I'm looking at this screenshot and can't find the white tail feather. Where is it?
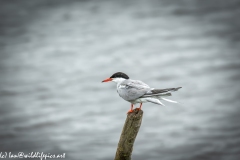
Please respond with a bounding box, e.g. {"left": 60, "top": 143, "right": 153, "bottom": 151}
{"left": 146, "top": 98, "right": 165, "bottom": 106}
{"left": 160, "top": 97, "right": 178, "bottom": 103}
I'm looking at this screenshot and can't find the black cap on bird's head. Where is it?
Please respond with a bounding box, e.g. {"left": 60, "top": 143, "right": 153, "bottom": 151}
{"left": 102, "top": 72, "right": 129, "bottom": 82}
{"left": 110, "top": 72, "right": 129, "bottom": 79}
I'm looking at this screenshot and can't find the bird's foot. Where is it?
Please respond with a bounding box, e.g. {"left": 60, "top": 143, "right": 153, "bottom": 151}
{"left": 136, "top": 107, "right": 141, "bottom": 110}
{"left": 127, "top": 109, "right": 134, "bottom": 114}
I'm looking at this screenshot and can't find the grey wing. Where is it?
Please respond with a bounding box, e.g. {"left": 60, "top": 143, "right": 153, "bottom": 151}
{"left": 118, "top": 80, "right": 151, "bottom": 101}
{"left": 141, "top": 87, "right": 182, "bottom": 98}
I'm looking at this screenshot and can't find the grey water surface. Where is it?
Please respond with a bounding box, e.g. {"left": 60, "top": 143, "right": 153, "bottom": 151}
{"left": 0, "top": 0, "right": 240, "bottom": 160}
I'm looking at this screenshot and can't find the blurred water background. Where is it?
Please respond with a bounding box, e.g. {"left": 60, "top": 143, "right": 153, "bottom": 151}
{"left": 0, "top": 0, "right": 240, "bottom": 160}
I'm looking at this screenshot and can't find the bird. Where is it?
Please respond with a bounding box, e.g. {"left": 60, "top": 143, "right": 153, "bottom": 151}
{"left": 102, "top": 72, "right": 182, "bottom": 113}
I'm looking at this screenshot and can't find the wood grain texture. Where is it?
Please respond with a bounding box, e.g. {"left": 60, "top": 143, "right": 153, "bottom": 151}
{"left": 114, "top": 108, "right": 143, "bottom": 160}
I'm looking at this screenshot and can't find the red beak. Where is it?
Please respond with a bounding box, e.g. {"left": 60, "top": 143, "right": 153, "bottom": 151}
{"left": 102, "top": 78, "right": 112, "bottom": 83}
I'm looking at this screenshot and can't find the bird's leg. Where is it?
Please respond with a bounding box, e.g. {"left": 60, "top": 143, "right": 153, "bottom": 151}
{"left": 136, "top": 103, "right": 142, "bottom": 110}
{"left": 127, "top": 104, "right": 134, "bottom": 114}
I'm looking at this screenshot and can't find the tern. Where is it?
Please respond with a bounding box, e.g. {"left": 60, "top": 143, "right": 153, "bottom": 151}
{"left": 102, "top": 72, "right": 182, "bottom": 113}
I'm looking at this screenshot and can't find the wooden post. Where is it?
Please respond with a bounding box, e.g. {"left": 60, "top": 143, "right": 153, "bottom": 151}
{"left": 114, "top": 108, "right": 143, "bottom": 160}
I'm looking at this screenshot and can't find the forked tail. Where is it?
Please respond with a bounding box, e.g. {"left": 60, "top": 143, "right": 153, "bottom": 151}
{"left": 143, "top": 87, "right": 182, "bottom": 105}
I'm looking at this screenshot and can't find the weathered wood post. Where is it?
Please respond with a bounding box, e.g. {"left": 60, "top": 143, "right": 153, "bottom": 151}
{"left": 114, "top": 108, "right": 143, "bottom": 160}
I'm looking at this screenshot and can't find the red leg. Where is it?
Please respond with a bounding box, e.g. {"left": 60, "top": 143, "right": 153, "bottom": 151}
{"left": 136, "top": 103, "right": 142, "bottom": 110}
{"left": 127, "top": 104, "right": 134, "bottom": 114}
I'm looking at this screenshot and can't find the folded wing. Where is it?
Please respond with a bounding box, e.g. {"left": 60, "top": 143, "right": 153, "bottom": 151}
{"left": 117, "top": 80, "right": 151, "bottom": 101}
{"left": 141, "top": 87, "right": 182, "bottom": 98}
